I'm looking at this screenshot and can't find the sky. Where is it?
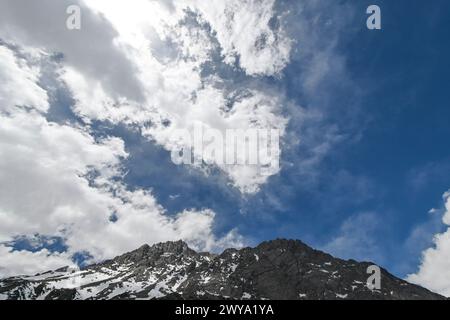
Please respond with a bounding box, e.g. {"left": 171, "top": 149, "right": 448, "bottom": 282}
{"left": 0, "top": 0, "right": 449, "bottom": 296}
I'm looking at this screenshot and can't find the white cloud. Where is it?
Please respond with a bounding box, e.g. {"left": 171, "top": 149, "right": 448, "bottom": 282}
{"left": 0, "top": 0, "right": 144, "bottom": 101}
{"left": 0, "top": 246, "right": 74, "bottom": 278}
{"left": 0, "top": 45, "right": 244, "bottom": 277}
{"left": 407, "top": 191, "right": 450, "bottom": 297}
{"left": 186, "top": 0, "right": 292, "bottom": 76}
{"left": 62, "top": 0, "right": 292, "bottom": 193}
{"left": 0, "top": 0, "right": 353, "bottom": 195}
{"left": 0, "top": 46, "right": 49, "bottom": 114}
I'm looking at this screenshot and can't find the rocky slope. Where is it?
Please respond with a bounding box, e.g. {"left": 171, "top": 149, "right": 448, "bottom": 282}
{"left": 0, "top": 239, "right": 444, "bottom": 300}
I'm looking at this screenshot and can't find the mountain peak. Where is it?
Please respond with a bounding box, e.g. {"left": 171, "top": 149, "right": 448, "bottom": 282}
{"left": 112, "top": 240, "right": 196, "bottom": 265}
{"left": 152, "top": 240, "right": 190, "bottom": 252}
{"left": 134, "top": 240, "right": 190, "bottom": 253}
{"left": 257, "top": 238, "right": 312, "bottom": 251}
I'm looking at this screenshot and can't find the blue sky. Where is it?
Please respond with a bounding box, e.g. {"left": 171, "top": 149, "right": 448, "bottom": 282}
{"left": 1, "top": 0, "right": 449, "bottom": 293}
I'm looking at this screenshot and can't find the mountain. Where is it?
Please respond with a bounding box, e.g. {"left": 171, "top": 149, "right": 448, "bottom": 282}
{"left": 0, "top": 239, "right": 444, "bottom": 300}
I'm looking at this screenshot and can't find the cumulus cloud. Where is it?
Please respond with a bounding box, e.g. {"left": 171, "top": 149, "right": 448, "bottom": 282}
{"left": 0, "top": 44, "right": 243, "bottom": 277}
{"left": 0, "top": 246, "right": 74, "bottom": 278}
{"left": 407, "top": 191, "right": 450, "bottom": 297}
{"left": 187, "top": 0, "right": 292, "bottom": 76}
{"left": 62, "top": 0, "right": 292, "bottom": 193}
{"left": 0, "top": 0, "right": 144, "bottom": 101}
{"left": 1, "top": 0, "right": 354, "bottom": 196}
{"left": 0, "top": 46, "right": 49, "bottom": 114}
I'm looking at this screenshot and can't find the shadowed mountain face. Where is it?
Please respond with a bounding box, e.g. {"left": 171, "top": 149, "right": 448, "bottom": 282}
{"left": 0, "top": 239, "right": 444, "bottom": 300}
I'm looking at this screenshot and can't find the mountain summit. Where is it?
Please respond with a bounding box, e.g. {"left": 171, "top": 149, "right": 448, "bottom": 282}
{"left": 0, "top": 239, "right": 444, "bottom": 300}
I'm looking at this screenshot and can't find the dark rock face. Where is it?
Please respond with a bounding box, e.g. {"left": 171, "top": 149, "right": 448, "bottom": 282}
{"left": 0, "top": 239, "right": 444, "bottom": 300}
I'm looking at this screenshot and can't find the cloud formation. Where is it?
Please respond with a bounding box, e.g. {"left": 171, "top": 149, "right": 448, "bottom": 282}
{"left": 0, "top": 44, "right": 243, "bottom": 277}
{"left": 0, "top": 0, "right": 144, "bottom": 101}
{"left": 63, "top": 0, "right": 293, "bottom": 194}
{"left": 0, "top": 246, "right": 74, "bottom": 278}
{"left": 407, "top": 191, "right": 450, "bottom": 297}
{"left": 189, "top": 0, "right": 292, "bottom": 76}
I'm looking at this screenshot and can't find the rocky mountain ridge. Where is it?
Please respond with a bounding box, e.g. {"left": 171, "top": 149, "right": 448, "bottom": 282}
{"left": 0, "top": 239, "right": 444, "bottom": 300}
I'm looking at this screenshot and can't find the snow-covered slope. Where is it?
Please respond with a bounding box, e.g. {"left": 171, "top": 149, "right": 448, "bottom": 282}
{"left": 0, "top": 239, "right": 444, "bottom": 300}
